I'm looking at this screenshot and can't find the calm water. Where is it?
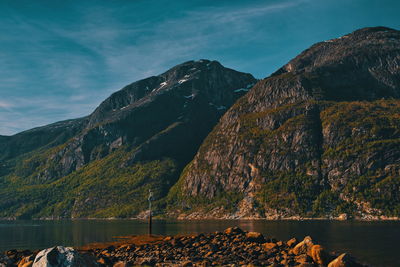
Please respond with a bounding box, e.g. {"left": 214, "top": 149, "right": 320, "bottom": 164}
{"left": 0, "top": 220, "right": 399, "bottom": 266}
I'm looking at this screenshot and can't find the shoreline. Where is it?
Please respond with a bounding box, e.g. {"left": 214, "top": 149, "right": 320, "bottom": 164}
{"left": 1, "top": 216, "right": 399, "bottom": 221}
{"left": 0, "top": 227, "right": 368, "bottom": 266}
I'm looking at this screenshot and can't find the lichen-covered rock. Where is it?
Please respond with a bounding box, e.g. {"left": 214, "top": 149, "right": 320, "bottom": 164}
{"left": 32, "top": 246, "right": 86, "bottom": 267}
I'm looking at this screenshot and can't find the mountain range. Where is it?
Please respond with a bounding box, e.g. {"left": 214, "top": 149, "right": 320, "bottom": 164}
{"left": 0, "top": 26, "right": 399, "bottom": 219}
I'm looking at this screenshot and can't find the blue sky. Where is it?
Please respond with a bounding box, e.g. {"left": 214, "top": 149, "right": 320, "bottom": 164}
{"left": 0, "top": 0, "right": 399, "bottom": 135}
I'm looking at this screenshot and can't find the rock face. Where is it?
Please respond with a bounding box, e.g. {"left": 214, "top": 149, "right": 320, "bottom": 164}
{"left": 175, "top": 27, "right": 400, "bottom": 218}
{"left": 39, "top": 60, "right": 255, "bottom": 181}
{"left": 0, "top": 60, "right": 255, "bottom": 218}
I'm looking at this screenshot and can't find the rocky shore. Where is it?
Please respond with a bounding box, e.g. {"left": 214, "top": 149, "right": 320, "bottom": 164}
{"left": 0, "top": 227, "right": 366, "bottom": 267}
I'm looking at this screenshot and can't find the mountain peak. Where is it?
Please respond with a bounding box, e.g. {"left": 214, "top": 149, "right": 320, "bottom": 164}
{"left": 351, "top": 26, "right": 397, "bottom": 35}
{"left": 88, "top": 60, "right": 255, "bottom": 127}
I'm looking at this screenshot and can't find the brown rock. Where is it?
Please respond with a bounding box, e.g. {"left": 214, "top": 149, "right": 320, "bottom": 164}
{"left": 263, "top": 242, "right": 277, "bottom": 251}
{"left": 18, "top": 257, "right": 28, "bottom": 267}
{"left": 246, "top": 232, "right": 265, "bottom": 243}
{"left": 337, "top": 213, "right": 348, "bottom": 221}
{"left": 293, "top": 236, "right": 314, "bottom": 255}
{"left": 224, "top": 227, "right": 243, "bottom": 235}
{"left": 97, "top": 257, "right": 110, "bottom": 265}
{"left": 18, "top": 258, "right": 33, "bottom": 267}
{"left": 205, "top": 251, "right": 213, "bottom": 258}
{"left": 287, "top": 238, "right": 297, "bottom": 248}
{"left": 328, "top": 253, "right": 361, "bottom": 267}
{"left": 113, "top": 261, "right": 128, "bottom": 267}
{"left": 182, "top": 261, "right": 193, "bottom": 267}
{"left": 164, "top": 236, "right": 173, "bottom": 241}
{"left": 309, "top": 244, "right": 329, "bottom": 265}
{"left": 101, "top": 250, "right": 111, "bottom": 257}
{"left": 295, "top": 254, "right": 313, "bottom": 264}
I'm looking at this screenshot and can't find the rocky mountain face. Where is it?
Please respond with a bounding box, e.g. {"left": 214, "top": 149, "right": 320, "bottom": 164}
{"left": 25, "top": 60, "right": 255, "bottom": 182}
{"left": 0, "top": 118, "right": 87, "bottom": 161}
{"left": 173, "top": 27, "right": 400, "bottom": 219}
{"left": 1, "top": 27, "right": 399, "bottom": 220}
{"left": 0, "top": 60, "right": 255, "bottom": 218}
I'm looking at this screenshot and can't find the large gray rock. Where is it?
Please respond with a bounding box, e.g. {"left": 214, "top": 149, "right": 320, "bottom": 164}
{"left": 33, "top": 246, "right": 86, "bottom": 267}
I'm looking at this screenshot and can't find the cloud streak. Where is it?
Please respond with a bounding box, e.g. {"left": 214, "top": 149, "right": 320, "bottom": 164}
{"left": 0, "top": 0, "right": 306, "bottom": 135}
{"left": 3, "top": 0, "right": 397, "bottom": 135}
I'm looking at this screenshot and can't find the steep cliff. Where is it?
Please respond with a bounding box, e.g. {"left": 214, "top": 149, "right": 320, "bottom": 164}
{"left": 0, "top": 60, "right": 256, "bottom": 218}
{"left": 172, "top": 27, "right": 400, "bottom": 219}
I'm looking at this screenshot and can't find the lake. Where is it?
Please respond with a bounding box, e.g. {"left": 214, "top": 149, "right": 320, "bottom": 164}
{"left": 0, "top": 220, "right": 399, "bottom": 266}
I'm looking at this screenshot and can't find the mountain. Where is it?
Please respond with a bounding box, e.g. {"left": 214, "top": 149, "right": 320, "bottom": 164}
{"left": 170, "top": 27, "right": 400, "bottom": 219}
{"left": 0, "top": 60, "right": 256, "bottom": 218}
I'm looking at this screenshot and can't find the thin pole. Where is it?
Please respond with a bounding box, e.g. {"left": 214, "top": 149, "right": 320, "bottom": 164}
{"left": 148, "top": 210, "right": 152, "bottom": 236}
{"left": 148, "top": 189, "right": 153, "bottom": 236}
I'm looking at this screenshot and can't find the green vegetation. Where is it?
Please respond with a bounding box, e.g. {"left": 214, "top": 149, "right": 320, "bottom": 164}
{"left": 0, "top": 146, "right": 178, "bottom": 218}
{"left": 1, "top": 97, "right": 399, "bottom": 219}
{"left": 171, "top": 99, "right": 400, "bottom": 218}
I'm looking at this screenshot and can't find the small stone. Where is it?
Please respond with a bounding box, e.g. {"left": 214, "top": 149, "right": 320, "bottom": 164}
{"left": 97, "top": 257, "right": 111, "bottom": 265}
{"left": 19, "top": 260, "right": 33, "bottom": 267}
{"left": 295, "top": 254, "right": 313, "bottom": 264}
{"left": 337, "top": 213, "right": 348, "bottom": 221}
{"left": 164, "top": 236, "right": 173, "bottom": 241}
{"left": 297, "top": 263, "right": 315, "bottom": 267}
{"left": 263, "top": 242, "right": 277, "bottom": 251}
{"left": 181, "top": 261, "right": 193, "bottom": 267}
{"left": 113, "top": 261, "right": 128, "bottom": 267}
{"left": 205, "top": 251, "right": 213, "bottom": 258}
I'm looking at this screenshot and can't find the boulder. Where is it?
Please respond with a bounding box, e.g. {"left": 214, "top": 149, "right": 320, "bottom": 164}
{"left": 293, "top": 236, "right": 314, "bottom": 255}
{"left": 245, "top": 232, "right": 265, "bottom": 243}
{"left": 18, "top": 256, "right": 34, "bottom": 267}
{"left": 328, "top": 253, "right": 362, "bottom": 267}
{"left": 309, "top": 244, "right": 329, "bottom": 265}
{"left": 224, "top": 227, "right": 243, "bottom": 235}
{"left": 32, "top": 246, "right": 87, "bottom": 267}
{"left": 113, "top": 261, "right": 128, "bottom": 267}
{"left": 295, "top": 254, "right": 313, "bottom": 264}
{"left": 262, "top": 243, "right": 277, "bottom": 251}
{"left": 286, "top": 238, "right": 297, "bottom": 248}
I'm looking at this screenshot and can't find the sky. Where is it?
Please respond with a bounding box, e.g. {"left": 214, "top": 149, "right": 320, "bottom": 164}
{"left": 0, "top": 0, "right": 399, "bottom": 135}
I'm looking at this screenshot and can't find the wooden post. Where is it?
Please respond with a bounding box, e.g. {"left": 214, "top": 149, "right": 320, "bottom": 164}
{"left": 148, "top": 189, "right": 153, "bottom": 236}
{"left": 148, "top": 210, "right": 152, "bottom": 236}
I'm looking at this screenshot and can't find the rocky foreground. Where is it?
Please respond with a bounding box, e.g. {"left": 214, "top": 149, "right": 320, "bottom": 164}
{"left": 0, "top": 227, "right": 366, "bottom": 267}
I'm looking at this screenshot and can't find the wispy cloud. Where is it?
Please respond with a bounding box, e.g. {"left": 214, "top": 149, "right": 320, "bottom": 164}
{"left": 0, "top": 101, "right": 13, "bottom": 109}
{"left": 0, "top": 0, "right": 306, "bottom": 135}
